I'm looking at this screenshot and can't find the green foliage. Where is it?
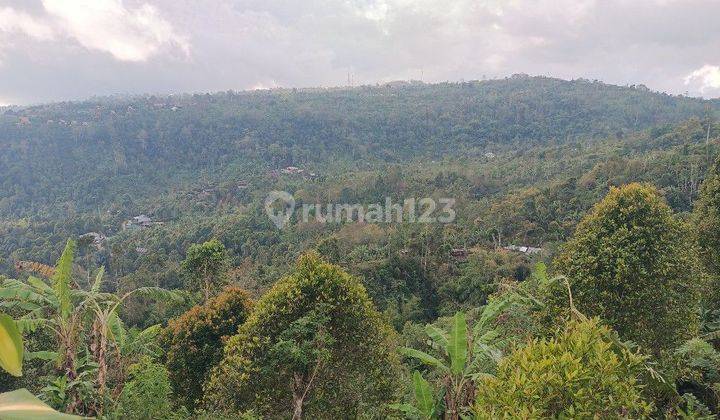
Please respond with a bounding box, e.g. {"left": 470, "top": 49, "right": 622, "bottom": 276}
{"left": 674, "top": 393, "right": 714, "bottom": 419}
{"left": 182, "top": 239, "right": 230, "bottom": 301}
{"left": 437, "top": 249, "right": 529, "bottom": 316}
{"left": 551, "top": 183, "right": 701, "bottom": 352}
{"left": 398, "top": 301, "right": 510, "bottom": 418}
{"left": 474, "top": 319, "right": 653, "bottom": 419}
{"left": 114, "top": 357, "right": 180, "bottom": 420}
{"left": 391, "top": 371, "right": 439, "bottom": 420}
{"left": 163, "top": 286, "right": 252, "bottom": 410}
{"left": 204, "top": 252, "right": 400, "bottom": 418}
{"left": 0, "top": 388, "right": 80, "bottom": 419}
{"left": 695, "top": 155, "right": 720, "bottom": 307}
{"left": 264, "top": 308, "right": 334, "bottom": 381}
{"left": 672, "top": 338, "right": 720, "bottom": 412}
{"left": 0, "top": 313, "right": 23, "bottom": 377}
{"left": 52, "top": 240, "right": 75, "bottom": 324}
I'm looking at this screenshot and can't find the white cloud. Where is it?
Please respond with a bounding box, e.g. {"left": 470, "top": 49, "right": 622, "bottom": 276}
{"left": 0, "top": 7, "right": 54, "bottom": 40}
{"left": 685, "top": 65, "right": 720, "bottom": 93}
{"left": 40, "top": 0, "right": 189, "bottom": 62}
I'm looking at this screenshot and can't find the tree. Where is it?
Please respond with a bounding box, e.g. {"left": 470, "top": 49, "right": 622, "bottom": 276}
{"left": 551, "top": 183, "right": 700, "bottom": 352}
{"left": 204, "top": 253, "right": 400, "bottom": 419}
{"left": 695, "top": 155, "right": 720, "bottom": 307}
{"left": 181, "top": 239, "right": 230, "bottom": 301}
{"left": 0, "top": 239, "right": 177, "bottom": 416}
{"left": 474, "top": 319, "right": 653, "bottom": 418}
{"left": 163, "top": 286, "right": 252, "bottom": 410}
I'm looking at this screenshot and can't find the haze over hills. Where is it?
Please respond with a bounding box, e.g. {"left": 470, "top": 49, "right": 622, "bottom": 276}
{"left": 1, "top": 76, "right": 717, "bottom": 216}
{"left": 0, "top": 75, "right": 717, "bottom": 302}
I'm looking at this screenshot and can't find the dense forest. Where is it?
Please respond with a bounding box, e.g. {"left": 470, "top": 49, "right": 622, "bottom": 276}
{"left": 2, "top": 76, "right": 720, "bottom": 418}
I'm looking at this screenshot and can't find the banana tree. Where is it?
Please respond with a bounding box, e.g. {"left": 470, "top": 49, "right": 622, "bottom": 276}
{"left": 0, "top": 311, "right": 80, "bottom": 419}
{"left": 391, "top": 371, "right": 440, "bottom": 420}
{"left": 399, "top": 297, "right": 511, "bottom": 420}
{"left": 0, "top": 241, "right": 83, "bottom": 385}
{"left": 0, "top": 239, "right": 180, "bottom": 415}
{"left": 79, "top": 266, "right": 176, "bottom": 414}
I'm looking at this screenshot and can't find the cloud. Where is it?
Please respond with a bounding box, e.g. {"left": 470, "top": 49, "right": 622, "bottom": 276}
{"left": 0, "top": 7, "right": 54, "bottom": 40}
{"left": 41, "top": 0, "right": 189, "bottom": 61}
{"left": 685, "top": 65, "right": 720, "bottom": 93}
{"left": 2, "top": 0, "right": 720, "bottom": 103}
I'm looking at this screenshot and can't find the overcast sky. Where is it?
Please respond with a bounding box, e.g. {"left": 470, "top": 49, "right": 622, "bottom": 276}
{"left": 1, "top": 0, "right": 719, "bottom": 105}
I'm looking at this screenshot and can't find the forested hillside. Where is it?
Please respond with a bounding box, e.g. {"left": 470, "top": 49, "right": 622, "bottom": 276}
{"left": 2, "top": 76, "right": 720, "bottom": 418}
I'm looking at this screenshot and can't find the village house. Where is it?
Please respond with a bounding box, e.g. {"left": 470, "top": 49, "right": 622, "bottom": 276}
{"left": 503, "top": 245, "right": 542, "bottom": 254}
{"left": 123, "top": 214, "right": 154, "bottom": 230}
{"left": 79, "top": 232, "right": 106, "bottom": 249}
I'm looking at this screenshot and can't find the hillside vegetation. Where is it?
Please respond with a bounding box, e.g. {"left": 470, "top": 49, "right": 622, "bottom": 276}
{"left": 1, "top": 77, "right": 720, "bottom": 418}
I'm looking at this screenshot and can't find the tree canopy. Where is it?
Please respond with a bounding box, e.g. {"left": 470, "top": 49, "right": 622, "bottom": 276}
{"left": 551, "top": 183, "right": 701, "bottom": 352}
{"left": 203, "top": 252, "right": 400, "bottom": 418}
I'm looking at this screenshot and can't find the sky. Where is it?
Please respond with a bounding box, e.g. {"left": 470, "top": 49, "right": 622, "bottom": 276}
{"left": 1, "top": 0, "right": 720, "bottom": 105}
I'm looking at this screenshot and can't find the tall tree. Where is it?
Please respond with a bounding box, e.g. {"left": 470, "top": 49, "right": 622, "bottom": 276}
{"left": 551, "top": 183, "right": 700, "bottom": 353}
{"left": 204, "top": 252, "right": 400, "bottom": 419}
{"left": 695, "top": 155, "right": 720, "bottom": 307}
{"left": 163, "top": 286, "right": 252, "bottom": 410}
{"left": 181, "top": 239, "right": 229, "bottom": 301}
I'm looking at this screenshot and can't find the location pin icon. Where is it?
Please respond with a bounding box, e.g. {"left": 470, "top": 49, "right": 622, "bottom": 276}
{"left": 265, "top": 191, "right": 295, "bottom": 229}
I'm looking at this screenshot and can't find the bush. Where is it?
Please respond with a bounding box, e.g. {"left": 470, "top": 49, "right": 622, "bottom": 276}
{"left": 163, "top": 286, "right": 252, "bottom": 410}
{"left": 475, "top": 319, "right": 653, "bottom": 418}
{"left": 204, "top": 252, "right": 400, "bottom": 418}
{"left": 673, "top": 338, "right": 720, "bottom": 412}
{"left": 115, "top": 357, "right": 181, "bottom": 420}
{"left": 551, "top": 183, "right": 700, "bottom": 352}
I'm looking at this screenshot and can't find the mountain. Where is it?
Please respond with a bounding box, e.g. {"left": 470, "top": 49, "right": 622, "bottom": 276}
{"left": 0, "top": 76, "right": 718, "bottom": 324}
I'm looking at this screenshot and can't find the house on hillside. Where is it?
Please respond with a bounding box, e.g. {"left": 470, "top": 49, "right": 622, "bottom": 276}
{"left": 133, "top": 215, "right": 152, "bottom": 227}
{"left": 503, "top": 245, "right": 542, "bottom": 254}
{"left": 79, "top": 232, "right": 106, "bottom": 249}
{"left": 123, "top": 214, "right": 153, "bottom": 230}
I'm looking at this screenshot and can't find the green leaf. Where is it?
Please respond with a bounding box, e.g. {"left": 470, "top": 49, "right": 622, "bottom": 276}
{"left": 473, "top": 298, "right": 511, "bottom": 337}
{"left": 0, "top": 313, "right": 23, "bottom": 377}
{"left": 107, "top": 311, "right": 127, "bottom": 348}
{"left": 24, "top": 351, "right": 59, "bottom": 362}
{"left": 425, "top": 324, "right": 449, "bottom": 349}
{"left": 14, "top": 318, "right": 48, "bottom": 334}
{"left": 413, "top": 371, "right": 435, "bottom": 419}
{"left": 389, "top": 403, "right": 420, "bottom": 416}
{"left": 399, "top": 347, "right": 450, "bottom": 373}
{"left": 52, "top": 240, "right": 75, "bottom": 323}
{"left": 447, "top": 312, "right": 468, "bottom": 375}
{"left": 90, "top": 266, "right": 105, "bottom": 294}
{"left": 26, "top": 277, "right": 54, "bottom": 297}
{"left": 0, "top": 388, "right": 80, "bottom": 419}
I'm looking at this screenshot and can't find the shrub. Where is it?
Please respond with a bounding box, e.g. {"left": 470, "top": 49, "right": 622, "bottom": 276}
{"left": 475, "top": 319, "right": 653, "bottom": 418}
{"left": 115, "top": 357, "right": 179, "bottom": 420}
